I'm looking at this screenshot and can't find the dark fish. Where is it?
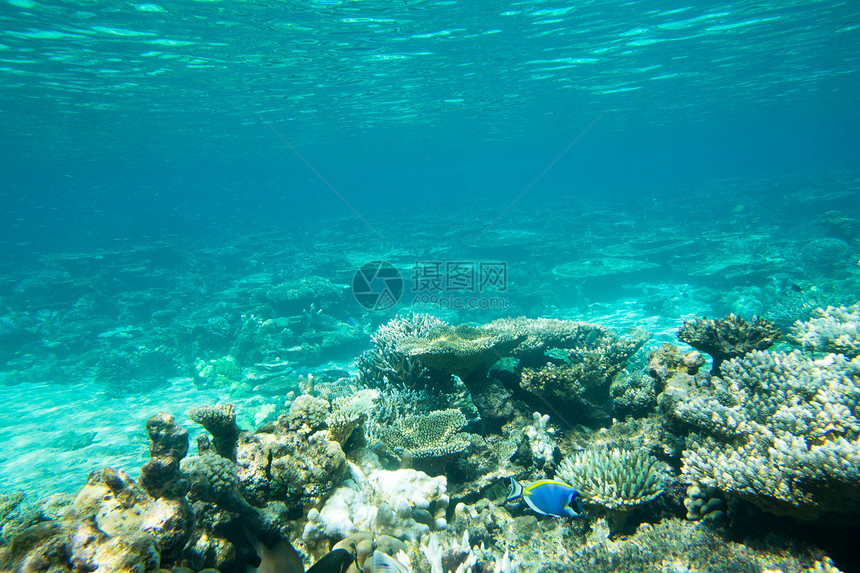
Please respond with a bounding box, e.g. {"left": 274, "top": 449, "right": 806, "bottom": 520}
{"left": 306, "top": 548, "right": 355, "bottom": 573}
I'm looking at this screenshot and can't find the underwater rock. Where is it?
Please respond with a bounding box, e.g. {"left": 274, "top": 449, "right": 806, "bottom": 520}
{"left": 302, "top": 460, "right": 448, "bottom": 547}
{"left": 140, "top": 413, "right": 189, "bottom": 500}
{"left": 235, "top": 414, "right": 347, "bottom": 517}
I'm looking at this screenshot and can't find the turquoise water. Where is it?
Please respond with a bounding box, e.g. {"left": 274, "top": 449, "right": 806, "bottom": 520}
{"left": 1, "top": 0, "right": 860, "bottom": 571}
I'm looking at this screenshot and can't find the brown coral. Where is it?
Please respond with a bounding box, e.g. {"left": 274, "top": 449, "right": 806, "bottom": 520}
{"left": 677, "top": 314, "right": 781, "bottom": 375}
{"left": 188, "top": 403, "right": 241, "bottom": 461}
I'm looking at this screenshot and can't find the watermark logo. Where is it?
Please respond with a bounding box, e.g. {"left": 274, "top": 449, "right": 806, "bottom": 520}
{"left": 351, "top": 261, "right": 404, "bottom": 311}
{"left": 352, "top": 260, "right": 508, "bottom": 311}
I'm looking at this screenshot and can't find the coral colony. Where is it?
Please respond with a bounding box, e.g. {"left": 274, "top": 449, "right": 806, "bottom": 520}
{"left": 2, "top": 306, "right": 859, "bottom": 573}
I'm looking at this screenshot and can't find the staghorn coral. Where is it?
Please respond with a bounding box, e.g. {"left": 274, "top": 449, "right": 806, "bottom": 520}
{"left": 792, "top": 303, "right": 860, "bottom": 357}
{"left": 326, "top": 388, "right": 378, "bottom": 446}
{"left": 188, "top": 403, "right": 241, "bottom": 461}
{"left": 557, "top": 446, "right": 672, "bottom": 512}
{"left": 357, "top": 313, "right": 449, "bottom": 387}
{"left": 667, "top": 350, "right": 860, "bottom": 519}
{"left": 373, "top": 409, "right": 471, "bottom": 462}
{"left": 677, "top": 313, "right": 781, "bottom": 374}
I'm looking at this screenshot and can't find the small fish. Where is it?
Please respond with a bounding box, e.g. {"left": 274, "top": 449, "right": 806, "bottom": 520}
{"left": 506, "top": 477, "right": 583, "bottom": 518}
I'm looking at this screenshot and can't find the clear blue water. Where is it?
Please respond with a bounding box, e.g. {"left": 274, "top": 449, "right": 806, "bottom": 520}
{"left": 1, "top": 0, "right": 858, "bottom": 258}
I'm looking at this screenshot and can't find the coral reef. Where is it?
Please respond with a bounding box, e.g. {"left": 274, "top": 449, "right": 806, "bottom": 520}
{"left": 561, "top": 517, "right": 830, "bottom": 573}
{"left": 1, "top": 408, "right": 349, "bottom": 573}
{"left": 647, "top": 343, "right": 706, "bottom": 383}
{"left": 139, "top": 413, "right": 189, "bottom": 500}
{"left": 792, "top": 303, "right": 860, "bottom": 357}
{"left": 327, "top": 388, "right": 378, "bottom": 446}
{"left": 523, "top": 412, "right": 557, "bottom": 470}
{"left": 238, "top": 405, "right": 348, "bottom": 513}
{"left": 264, "top": 276, "right": 342, "bottom": 316}
{"left": 677, "top": 313, "right": 781, "bottom": 374}
{"left": 683, "top": 483, "right": 725, "bottom": 522}
{"left": 663, "top": 350, "right": 860, "bottom": 519}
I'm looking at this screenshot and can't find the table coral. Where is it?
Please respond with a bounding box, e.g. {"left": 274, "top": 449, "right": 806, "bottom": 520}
{"left": 677, "top": 314, "right": 781, "bottom": 374}
{"left": 373, "top": 408, "right": 471, "bottom": 461}
{"left": 397, "top": 323, "right": 525, "bottom": 384}
{"left": 666, "top": 350, "right": 860, "bottom": 518}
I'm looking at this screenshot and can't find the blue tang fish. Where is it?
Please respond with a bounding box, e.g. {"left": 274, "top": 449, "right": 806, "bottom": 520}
{"left": 506, "top": 477, "right": 584, "bottom": 518}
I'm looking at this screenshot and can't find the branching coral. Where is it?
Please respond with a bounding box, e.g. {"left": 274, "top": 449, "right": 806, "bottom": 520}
{"left": 668, "top": 350, "right": 860, "bottom": 518}
{"left": 357, "top": 313, "right": 449, "bottom": 387}
{"left": 327, "top": 388, "right": 379, "bottom": 446}
{"left": 677, "top": 314, "right": 781, "bottom": 374}
{"left": 792, "top": 303, "right": 860, "bottom": 357}
{"left": 557, "top": 446, "right": 671, "bottom": 512}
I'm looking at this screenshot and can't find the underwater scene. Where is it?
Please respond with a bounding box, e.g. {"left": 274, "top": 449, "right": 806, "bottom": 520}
{"left": 1, "top": 0, "right": 859, "bottom": 572}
